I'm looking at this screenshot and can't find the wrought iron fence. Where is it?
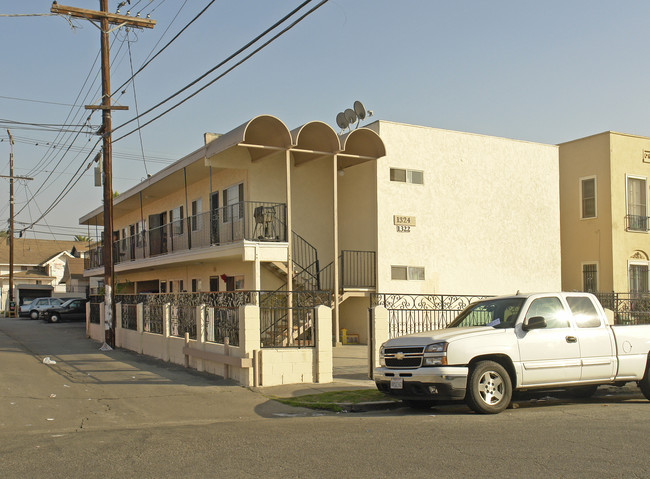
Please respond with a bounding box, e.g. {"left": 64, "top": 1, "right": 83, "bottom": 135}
{"left": 258, "top": 290, "right": 330, "bottom": 348}
{"left": 320, "top": 250, "right": 376, "bottom": 291}
{"left": 170, "top": 305, "right": 196, "bottom": 339}
{"left": 89, "top": 302, "right": 101, "bottom": 324}
{"left": 593, "top": 292, "right": 650, "bottom": 325}
{"left": 371, "top": 293, "right": 490, "bottom": 338}
{"left": 121, "top": 304, "right": 137, "bottom": 330}
{"left": 205, "top": 308, "right": 240, "bottom": 346}
{"left": 144, "top": 304, "right": 163, "bottom": 334}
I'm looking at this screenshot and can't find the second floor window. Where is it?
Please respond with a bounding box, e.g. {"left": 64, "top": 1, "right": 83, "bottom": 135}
{"left": 170, "top": 206, "right": 184, "bottom": 236}
{"left": 223, "top": 183, "right": 244, "bottom": 223}
{"left": 627, "top": 176, "right": 647, "bottom": 231}
{"left": 390, "top": 168, "right": 424, "bottom": 184}
{"left": 580, "top": 177, "right": 596, "bottom": 219}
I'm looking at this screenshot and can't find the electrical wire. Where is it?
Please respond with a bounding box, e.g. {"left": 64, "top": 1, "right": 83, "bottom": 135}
{"left": 114, "top": 0, "right": 328, "bottom": 142}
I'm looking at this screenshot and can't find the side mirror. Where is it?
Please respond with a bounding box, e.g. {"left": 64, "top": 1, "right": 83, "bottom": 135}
{"left": 522, "top": 316, "right": 546, "bottom": 331}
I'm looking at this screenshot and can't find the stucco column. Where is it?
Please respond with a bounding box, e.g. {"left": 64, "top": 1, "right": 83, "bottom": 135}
{"left": 315, "top": 305, "right": 333, "bottom": 383}
{"left": 286, "top": 148, "right": 293, "bottom": 344}
{"left": 333, "top": 154, "right": 341, "bottom": 346}
{"left": 240, "top": 304, "right": 261, "bottom": 387}
{"left": 115, "top": 303, "right": 122, "bottom": 348}
{"left": 369, "top": 305, "right": 389, "bottom": 379}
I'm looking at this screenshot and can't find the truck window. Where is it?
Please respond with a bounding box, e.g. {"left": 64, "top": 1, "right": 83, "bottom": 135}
{"left": 448, "top": 298, "right": 525, "bottom": 328}
{"left": 566, "top": 296, "right": 601, "bottom": 328}
{"left": 524, "top": 297, "right": 569, "bottom": 328}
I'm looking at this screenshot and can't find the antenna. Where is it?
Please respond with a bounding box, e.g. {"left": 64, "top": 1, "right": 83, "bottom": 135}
{"left": 335, "top": 100, "right": 374, "bottom": 132}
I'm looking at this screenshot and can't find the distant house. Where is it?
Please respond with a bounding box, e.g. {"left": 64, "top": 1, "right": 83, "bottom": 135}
{"left": 60, "top": 257, "right": 90, "bottom": 297}
{"left": 0, "top": 238, "right": 90, "bottom": 311}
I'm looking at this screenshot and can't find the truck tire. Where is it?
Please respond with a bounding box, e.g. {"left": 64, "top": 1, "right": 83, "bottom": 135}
{"left": 466, "top": 360, "right": 512, "bottom": 414}
{"left": 640, "top": 368, "right": 650, "bottom": 401}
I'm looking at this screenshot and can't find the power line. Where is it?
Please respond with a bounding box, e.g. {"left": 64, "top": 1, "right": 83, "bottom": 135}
{"left": 114, "top": 0, "right": 328, "bottom": 142}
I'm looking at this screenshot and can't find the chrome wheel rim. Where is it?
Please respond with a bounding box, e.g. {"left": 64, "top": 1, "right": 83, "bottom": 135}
{"left": 478, "top": 370, "right": 504, "bottom": 405}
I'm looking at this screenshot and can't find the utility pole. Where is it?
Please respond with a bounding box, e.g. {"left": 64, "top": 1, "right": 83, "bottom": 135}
{"left": 51, "top": 1, "right": 154, "bottom": 346}
{"left": 2, "top": 130, "right": 33, "bottom": 317}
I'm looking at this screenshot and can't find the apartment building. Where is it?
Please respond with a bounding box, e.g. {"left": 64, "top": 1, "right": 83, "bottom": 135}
{"left": 559, "top": 131, "right": 650, "bottom": 294}
{"left": 81, "top": 116, "right": 562, "bottom": 345}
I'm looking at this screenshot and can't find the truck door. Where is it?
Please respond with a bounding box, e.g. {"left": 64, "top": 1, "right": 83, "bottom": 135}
{"left": 565, "top": 295, "right": 616, "bottom": 381}
{"left": 517, "top": 296, "right": 582, "bottom": 386}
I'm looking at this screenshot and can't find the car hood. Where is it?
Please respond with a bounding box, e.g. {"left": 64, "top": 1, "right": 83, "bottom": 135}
{"left": 383, "top": 327, "right": 506, "bottom": 347}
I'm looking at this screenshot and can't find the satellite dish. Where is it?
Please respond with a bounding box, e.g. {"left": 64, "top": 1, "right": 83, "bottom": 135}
{"left": 344, "top": 108, "right": 357, "bottom": 125}
{"left": 353, "top": 100, "right": 366, "bottom": 120}
{"left": 336, "top": 112, "right": 349, "bottom": 130}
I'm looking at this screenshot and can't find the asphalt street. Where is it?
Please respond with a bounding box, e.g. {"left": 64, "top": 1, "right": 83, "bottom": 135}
{"left": 1, "top": 317, "right": 649, "bottom": 479}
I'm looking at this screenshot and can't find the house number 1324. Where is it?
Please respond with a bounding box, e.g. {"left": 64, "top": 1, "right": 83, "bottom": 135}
{"left": 396, "top": 225, "right": 411, "bottom": 232}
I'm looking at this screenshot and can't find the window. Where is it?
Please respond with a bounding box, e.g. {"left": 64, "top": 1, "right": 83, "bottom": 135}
{"left": 170, "top": 206, "right": 184, "bottom": 236}
{"left": 582, "top": 263, "right": 597, "bottom": 292}
{"left": 525, "top": 297, "right": 569, "bottom": 329}
{"left": 191, "top": 279, "right": 202, "bottom": 292}
{"left": 566, "top": 296, "right": 601, "bottom": 328}
{"left": 191, "top": 198, "right": 202, "bottom": 231}
{"left": 580, "top": 177, "right": 596, "bottom": 219}
{"left": 391, "top": 265, "right": 425, "bottom": 280}
{"left": 629, "top": 263, "right": 649, "bottom": 294}
{"left": 390, "top": 168, "right": 424, "bottom": 184}
{"left": 223, "top": 183, "right": 244, "bottom": 222}
{"left": 627, "top": 176, "right": 648, "bottom": 231}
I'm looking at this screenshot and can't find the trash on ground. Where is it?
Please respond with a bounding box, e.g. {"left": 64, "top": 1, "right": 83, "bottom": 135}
{"left": 99, "top": 343, "right": 113, "bottom": 351}
{"left": 42, "top": 357, "right": 56, "bottom": 365}
{"left": 49, "top": 394, "right": 56, "bottom": 398}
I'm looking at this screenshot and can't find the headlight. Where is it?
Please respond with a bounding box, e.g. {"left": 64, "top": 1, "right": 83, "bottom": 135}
{"left": 424, "top": 342, "right": 447, "bottom": 353}
{"left": 379, "top": 345, "right": 386, "bottom": 357}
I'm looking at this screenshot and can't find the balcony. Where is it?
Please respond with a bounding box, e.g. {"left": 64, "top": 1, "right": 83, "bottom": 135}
{"left": 85, "top": 201, "right": 287, "bottom": 271}
{"left": 625, "top": 214, "right": 649, "bottom": 232}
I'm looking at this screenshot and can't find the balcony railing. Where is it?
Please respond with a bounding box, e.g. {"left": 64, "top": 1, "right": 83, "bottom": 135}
{"left": 319, "top": 250, "right": 376, "bottom": 291}
{"left": 625, "top": 214, "right": 649, "bottom": 232}
{"left": 84, "top": 201, "right": 287, "bottom": 270}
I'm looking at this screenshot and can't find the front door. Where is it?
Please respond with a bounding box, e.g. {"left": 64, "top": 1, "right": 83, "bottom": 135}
{"left": 148, "top": 212, "right": 167, "bottom": 256}
{"left": 517, "top": 296, "right": 582, "bottom": 386}
{"left": 210, "top": 192, "right": 220, "bottom": 244}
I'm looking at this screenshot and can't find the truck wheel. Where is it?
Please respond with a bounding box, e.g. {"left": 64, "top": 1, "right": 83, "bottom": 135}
{"left": 640, "top": 368, "right": 650, "bottom": 401}
{"left": 403, "top": 399, "right": 438, "bottom": 409}
{"left": 466, "top": 360, "right": 512, "bottom": 414}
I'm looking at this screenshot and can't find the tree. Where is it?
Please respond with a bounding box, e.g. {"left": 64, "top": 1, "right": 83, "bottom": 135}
{"left": 74, "top": 235, "right": 91, "bottom": 242}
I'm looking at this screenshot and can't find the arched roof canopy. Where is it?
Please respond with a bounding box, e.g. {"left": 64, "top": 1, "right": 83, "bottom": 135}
{"left": 338, "top": 127, "right": 386, "bottom": 170}
{"left": 290, "top": 121, "right": 340, "bottom": 166}
{"left": 204, "top": 115, "right": 292, "bottom": 163}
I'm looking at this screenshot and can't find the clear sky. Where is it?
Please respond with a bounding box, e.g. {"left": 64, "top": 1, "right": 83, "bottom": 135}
{"left": 1, "top": 1, "right": 650, "bottom": 240}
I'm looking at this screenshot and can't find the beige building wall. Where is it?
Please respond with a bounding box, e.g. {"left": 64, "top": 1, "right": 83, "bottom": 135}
{"left": 559, "top": 133, "right": 613, "bottom": 292}
{"left": 367, "top": 121, "right": 562, "bottom": 296}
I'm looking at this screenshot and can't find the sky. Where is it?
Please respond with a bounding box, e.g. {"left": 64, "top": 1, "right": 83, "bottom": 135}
{"left": 1, "top": 0, "right": 650, "bottom": 241}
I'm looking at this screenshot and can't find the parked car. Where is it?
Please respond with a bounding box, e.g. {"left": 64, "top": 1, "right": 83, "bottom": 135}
{"left": 19, "top": 297, "right": 66, "bottom": 320}
{"left": 40, "top": 298, "right": 88, "bottom": 323}
{"left": 374, "top": 292, "right": 650, "bottom": 414}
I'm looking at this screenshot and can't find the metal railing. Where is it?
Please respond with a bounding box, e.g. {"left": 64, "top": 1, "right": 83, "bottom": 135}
{"left": 258, "top": 290, "right": 330, "bottom": 348}
{"left": 593, "top": 292, "right": 650, "bottom": 325}
{"left": 625, "top": 214, "right": 649, "bottom": 232}
{"left": 320, "top": 250, "right": 376, "bottom": 291}
{"left": 371, "top": 293, "right": 490, "bottom": 338}
{"left": 84, "top": 201, "right": 287, "bottom": 270}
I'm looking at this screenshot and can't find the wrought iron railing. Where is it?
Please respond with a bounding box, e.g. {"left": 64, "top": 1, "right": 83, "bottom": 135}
{"left": 625, "top": 214, "right": 649, "bottom": 232}
{"left": 84, "top": 202, "right": 287, "bottom": 270}
{"left": 89, "top": 302, "right": 101, "bottom": 324}
{"left": 371, "top": 293, "right": 490, "bottom": 338}
{"left": 320, "top": 250, "right": 376, "bottom": 291}
{"left": 593, "top": 292, "right": 650, "bottom": 325}
{"left": 258, "top": 290, "right": 330, "bottom": 348}
{"left": 121, "top": 304, "right": 137, "bottom": 330}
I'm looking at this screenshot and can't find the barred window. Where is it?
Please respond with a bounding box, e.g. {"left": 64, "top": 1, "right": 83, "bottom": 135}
{"left": 581, "top": 177, "right": 596, "bottom": 219}
{"left": 582, "top": 263, "right": 597, "bottom": 292}
{"left": 629, "top": 264, "right": 649, "bottom": 294}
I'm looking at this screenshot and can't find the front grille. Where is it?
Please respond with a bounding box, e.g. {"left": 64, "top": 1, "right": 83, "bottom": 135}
{"left": 383, "top": 346, "right": 424, "bottom": 369}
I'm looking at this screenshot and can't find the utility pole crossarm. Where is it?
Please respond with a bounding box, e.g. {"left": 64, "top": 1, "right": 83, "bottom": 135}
{"left": 50, "top": 3, "right": 156, "bottom": 28}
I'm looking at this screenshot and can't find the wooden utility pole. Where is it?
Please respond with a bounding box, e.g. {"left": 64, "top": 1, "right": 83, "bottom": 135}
{"left": 51, "top": 1, "right": 154, "bottom": 346}
{"left": 2, "top": 131, "right": 33, "bottom": 317}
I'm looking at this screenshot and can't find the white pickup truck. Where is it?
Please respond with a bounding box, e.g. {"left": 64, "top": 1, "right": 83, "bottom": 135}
{"left": 374, "top": 292, "right": 650, "bottom": 413}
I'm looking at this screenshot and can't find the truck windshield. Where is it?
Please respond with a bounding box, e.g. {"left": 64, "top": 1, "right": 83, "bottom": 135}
{"left": 448, "top": 298, "right": 526, "bottom": 329}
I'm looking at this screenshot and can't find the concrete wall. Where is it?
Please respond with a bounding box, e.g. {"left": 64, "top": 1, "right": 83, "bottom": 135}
{"left": 368, "top": 121, "right": 562, "bottom": 296}
{"left": 89, "top": 301, "right": 333, "bottom": 387}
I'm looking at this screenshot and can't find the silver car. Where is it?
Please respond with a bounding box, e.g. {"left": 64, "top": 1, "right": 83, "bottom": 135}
{"left": 20, "top": 297, "right": 65, "bottom": 320}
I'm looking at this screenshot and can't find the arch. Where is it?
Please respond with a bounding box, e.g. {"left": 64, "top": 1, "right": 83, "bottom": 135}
{"left": 338, "top": 127, "right": 386, "bottom": 169}
{"left": 290, "top": 121, "right": 340, "bottom": 166}
{"left": 631, "top": 250, "right": 649, "bottom": 261}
